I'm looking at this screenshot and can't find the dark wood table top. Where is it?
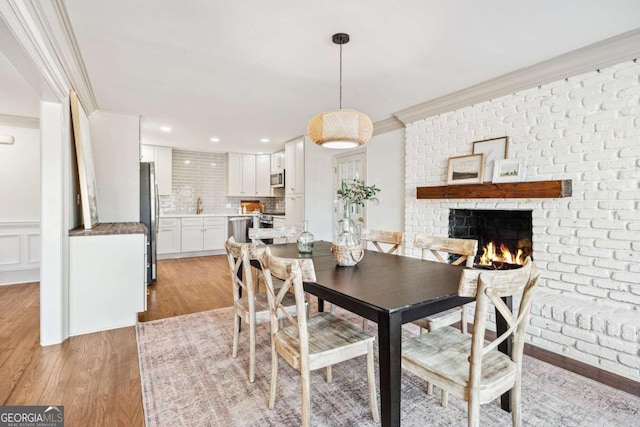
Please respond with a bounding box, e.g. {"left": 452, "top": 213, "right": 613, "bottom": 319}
{"left": 266, "top": 241, "right": 467, "bottom": 316}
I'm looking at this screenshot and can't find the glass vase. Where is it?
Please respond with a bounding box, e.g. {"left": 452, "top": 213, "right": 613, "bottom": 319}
{"left": 332, "top": 204, "right": 364, "bottom": 266}
{"left": 297, "top": 220, "right": 315, "bottom": 254}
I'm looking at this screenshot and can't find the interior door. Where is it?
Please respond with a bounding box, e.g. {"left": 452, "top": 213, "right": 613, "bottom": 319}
{"left": 334, "top": 151, "right": 367, "bottom": 235}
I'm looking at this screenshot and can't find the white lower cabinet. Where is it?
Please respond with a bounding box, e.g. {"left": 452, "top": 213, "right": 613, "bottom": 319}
{"left": 157, "top": 218, "right": 180, "bottom": 254}
{"left": 69, "top": 233, "right": 146, "bottom": 336}
{"left": 181, "top": 217, "right": 225, "bottom": 252}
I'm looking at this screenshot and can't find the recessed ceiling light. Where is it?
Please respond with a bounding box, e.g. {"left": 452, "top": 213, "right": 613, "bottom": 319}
{"left": 260, "top": 138, "right": 270, "bottom": 143}
{"left": 257, "top": 152, "right": 264, "bottom": 155}
{"left": 210, "top": 137, "right": 220, "bottom": 142}
{"left": 160, "top": 126, "right": 172, "bottom": 132}
{"left": 184, "top": 160, "right": 191, "bottom": 165}
{"left": 211, "top": 163, "right": 217, "bottom": 167}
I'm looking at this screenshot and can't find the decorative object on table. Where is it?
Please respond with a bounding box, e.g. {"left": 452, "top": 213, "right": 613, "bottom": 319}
{"left": 492, "top": 158, "right": 527, "bottom": 183}
{"left": 333, "top": 179, "right": 380, "bottom": 266}
{"left": 307, "top": 33, "right": 373, "bottom": 149}
{"left": 297, "top": 220, "right": 315, "bottom": 254}
{"left": 446, "top": 154, "right": 485, "bottom": 185}
{"left": 472, "top": 136, "right": 509, "bottom": 182}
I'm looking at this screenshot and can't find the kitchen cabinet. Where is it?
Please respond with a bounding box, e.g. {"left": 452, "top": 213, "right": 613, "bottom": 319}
{"left": 271, "top": 150, "right": 285, "bottom": 173}
{"left": 285, "top": 139, "right": 304, "bottom": 195}
{"left": 69, "top": 232, "right": 146, "bottom": 336}
{"left": 141, "top": 145, "right": 173, "bottom": 195}
{"left": 285, "top": 194, "right": 304, "bottom": 237}
{"left": 157, "top": 218, "right": 180, "bottom": 254}
{"left": 255, "top": 154, "right": 271, "bottom": 197}
{"left": 181, "top": 217, "right": 225, "bottom": 252}
{"left": 227, "top": 153, "right": 256, "bottom": 197}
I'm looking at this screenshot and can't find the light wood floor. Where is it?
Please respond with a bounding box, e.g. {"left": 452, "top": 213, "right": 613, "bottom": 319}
{"left": 0, "top": 255, "right": 233, "bottom": 426}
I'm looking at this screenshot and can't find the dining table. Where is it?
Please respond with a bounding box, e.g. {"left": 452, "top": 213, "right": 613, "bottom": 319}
{"left": 260, "top": 240, "right": 512, "bottom": 427}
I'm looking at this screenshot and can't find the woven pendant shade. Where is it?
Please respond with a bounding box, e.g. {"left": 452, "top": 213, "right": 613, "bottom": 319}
{"left": 307, "top": 109, "right": 373, "bottom": 149}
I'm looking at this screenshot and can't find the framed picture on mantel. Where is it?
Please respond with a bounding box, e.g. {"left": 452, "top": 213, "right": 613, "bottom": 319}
{"left": 473, "top": 136, "right": 509, "bottom": 182}
{"left": 446, "top": 154, "right": 485, "bottom": 185}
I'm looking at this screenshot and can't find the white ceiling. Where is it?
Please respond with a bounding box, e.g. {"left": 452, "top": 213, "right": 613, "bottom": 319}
{"left": 62, "top": 0, "right": 640, "bottom": 154}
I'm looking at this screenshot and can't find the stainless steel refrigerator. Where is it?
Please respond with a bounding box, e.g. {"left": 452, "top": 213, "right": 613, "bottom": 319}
{"left": 140, "top": 162, "right": 158, "bottom": 284}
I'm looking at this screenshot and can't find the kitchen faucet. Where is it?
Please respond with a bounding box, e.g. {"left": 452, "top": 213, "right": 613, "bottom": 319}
{"left": 196, "top": 197, "right": 203, "bottom": 214}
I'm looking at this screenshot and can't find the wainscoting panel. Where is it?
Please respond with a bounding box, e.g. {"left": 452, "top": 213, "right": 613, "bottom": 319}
{"left": 0, "top": 221, "right": 40, "bottom": 285}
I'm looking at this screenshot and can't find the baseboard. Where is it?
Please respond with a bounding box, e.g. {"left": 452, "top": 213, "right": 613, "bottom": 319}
{"left": 476, "top": 323, "right": 640, "bottom": 396}
{"left": 0, "top": 268, "right": 40, "bottom": 285}
{"left": 158, "top": 249, "right": 225, "bottom": 260}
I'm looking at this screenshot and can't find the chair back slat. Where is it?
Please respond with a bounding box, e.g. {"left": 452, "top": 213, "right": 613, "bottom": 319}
{"left": 414, "top": 234, "right": 478, "bottom": 268}
{"left": 225, "top": 236, "right": 255, "bottom": 304}
{"left": 361, "top": 229, "right": 404, "bottom": 254}
{"left": 249, "top": 226, "right": 296, "bottom": 245}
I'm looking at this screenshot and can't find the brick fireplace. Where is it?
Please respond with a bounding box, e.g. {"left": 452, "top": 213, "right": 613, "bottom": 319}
{"left": 404, "top": 59, "right": 640, "bottom": 381}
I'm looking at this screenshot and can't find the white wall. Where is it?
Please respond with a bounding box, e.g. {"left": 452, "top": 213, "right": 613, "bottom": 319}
{"left": 0, "top": 124, "right": 40, "bottom": 220}
{"left": 89, "top": 111, "right": 140, "bottom": 222}
{"left": 366, "top": 128, "right": 405, "bottom": 234}
{"left": 404, "top": 60, "right": 640, "bottom": 381}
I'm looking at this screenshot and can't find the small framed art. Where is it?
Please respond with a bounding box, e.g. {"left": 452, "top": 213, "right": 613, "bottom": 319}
{"left": 492, "top": 158, "right": 526, "bottom": 183}
{"left": 472, "top": 136, "right": 508, "bottom": 182}
{"left": 446, "top": 154, "right": 485, "bottom": 185}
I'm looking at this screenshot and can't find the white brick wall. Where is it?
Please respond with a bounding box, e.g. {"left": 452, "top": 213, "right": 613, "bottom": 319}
{"left": 405, "top": 60, "right": 640, "bottom": 381}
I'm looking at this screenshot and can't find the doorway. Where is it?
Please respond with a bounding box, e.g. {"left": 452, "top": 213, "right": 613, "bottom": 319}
{"left": 334, "top": 151, "right": 367, "bottom": 235}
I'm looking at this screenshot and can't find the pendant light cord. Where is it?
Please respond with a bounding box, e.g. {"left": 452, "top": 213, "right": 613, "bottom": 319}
{"left": 339, "top": 43, "right": 343, "bottom": 110}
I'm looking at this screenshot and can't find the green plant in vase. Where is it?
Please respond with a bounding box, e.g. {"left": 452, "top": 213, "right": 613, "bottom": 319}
{"left": 333, "top": 179, "right": 380, "bottom": 265}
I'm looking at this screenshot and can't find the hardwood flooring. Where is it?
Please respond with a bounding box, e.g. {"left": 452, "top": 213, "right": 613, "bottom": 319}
{"left": 1, "top": 254, "right": 233, "bottom": 427}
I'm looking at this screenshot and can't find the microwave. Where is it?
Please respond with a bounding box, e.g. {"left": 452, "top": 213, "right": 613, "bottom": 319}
{"left": 270, "top": 171, "right": 284, "bottom": 188}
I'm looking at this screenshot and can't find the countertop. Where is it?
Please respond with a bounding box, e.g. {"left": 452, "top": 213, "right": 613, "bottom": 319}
{"left": 69, "top": 222, "right": 147, "bottom": 237}
{"left": 160, "top": 213, "right": 285, "bottom": 218}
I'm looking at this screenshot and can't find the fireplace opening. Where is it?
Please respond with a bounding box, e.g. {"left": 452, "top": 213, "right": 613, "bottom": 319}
{"left": 448, "top": 209, "right": 533, "bottom": 270}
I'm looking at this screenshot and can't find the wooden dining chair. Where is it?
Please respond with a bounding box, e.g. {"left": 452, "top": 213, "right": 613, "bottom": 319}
{"left": 360, "top": 228, "right": 404, "bottom": 255}
{"left": 248, "top": 226, "right": 296, "bottom": 246}
{"left": 225, "top": 237, "right": 299, "bottom": 383}
{"left": 412, "top": 234, "right": 478, "bottom": 335}
{"left": 260, "top": 247, "right": 379, "bottom": 427}
{"left": 402, "top": 257, "right": 540, "bottom": 427}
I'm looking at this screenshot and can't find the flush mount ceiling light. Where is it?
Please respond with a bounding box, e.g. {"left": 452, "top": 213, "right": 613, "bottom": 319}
{"left": 210, "top": 137, "right": 220, "bottom": 142}
{"left": 160, "top": 126, "right": 172, "bottom": 132}
{"left": 307, "top": 33, "right": 373, "bottom": 150}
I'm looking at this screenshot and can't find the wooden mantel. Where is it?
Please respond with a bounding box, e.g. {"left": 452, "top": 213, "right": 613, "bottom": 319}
{"left": 416, "top": 180, "right": 572, "bottom": 199}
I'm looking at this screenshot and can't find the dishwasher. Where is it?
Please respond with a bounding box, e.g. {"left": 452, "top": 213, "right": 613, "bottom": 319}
{"left": 228, "top": 216, "right": 252, "bottom": 243}
{"left": 258, "top": 215, "right": 274, "bottom": 244}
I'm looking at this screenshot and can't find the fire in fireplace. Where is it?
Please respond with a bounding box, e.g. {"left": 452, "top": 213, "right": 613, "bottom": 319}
{"left": 449, "top": 209, "right": 532, "bottom": 269}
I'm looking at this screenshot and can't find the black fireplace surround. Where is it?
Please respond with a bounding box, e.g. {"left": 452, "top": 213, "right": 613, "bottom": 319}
{"left": 448, "top": 209, "right": 533, "bottom": 266}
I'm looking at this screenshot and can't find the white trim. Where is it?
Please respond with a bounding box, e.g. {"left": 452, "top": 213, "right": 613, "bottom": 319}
{"left": 0, "top": 220, "right": 40, "bottom": 227}
{"left": 0, "top": 268, "right": 39, "bottom": 286}
{"left": 394, "top": 28, "right": 640, "bottom": 125}
{"left": 373, "top": 117, "right": 404, "bottom": 135}
{"left": 0, "top": 114, "right": 39, "bottom": 128}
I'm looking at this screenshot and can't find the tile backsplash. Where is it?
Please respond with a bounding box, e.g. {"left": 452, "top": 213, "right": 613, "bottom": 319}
{"left": 159, "top": 149, "right": 284, "bottom": 215}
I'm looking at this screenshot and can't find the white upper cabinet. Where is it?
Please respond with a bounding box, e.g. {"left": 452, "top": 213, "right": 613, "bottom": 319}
{"left": 141, "top": 145, "right": 172, "bottom": 195}
{"left": 227, "top": 153, "right": 258, "bottom": 197}
{"left": 285, "top": 138, "right": 304, "bottom": 195}
{"left": 255, "top": 154, "right": 271, "bottom": 197}
{"left": 271, "top": 150, "right": 285, "bottom": 174}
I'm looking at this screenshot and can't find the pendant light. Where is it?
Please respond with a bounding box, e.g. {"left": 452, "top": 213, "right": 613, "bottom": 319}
{"left": 307, "top": 33, "right": 373, "bottom": 149}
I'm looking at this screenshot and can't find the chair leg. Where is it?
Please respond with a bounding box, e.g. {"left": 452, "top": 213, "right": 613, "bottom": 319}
{"left": 249, "top": 314, "right": 256, "bottom": 383}
{"left": 362, "top": 317, "right": 368, "bottom": 330}
{"left": 268, "top": 344, "right": 278, "bottom": 409}
{"left": 427, "top": 382, "right": 433, "bottom": 395}
{"left": 461, "top": 305, "right": 468, "bottom": 334}
{"left": 326, "top": 365, "right": 332, "bottom": 383}
{"left": 441, "top": 390, "right": 448, "bottom": 407}
{"left": 366, "top": 343, "right": 380, "bottom": 423}
{"left": 468, "top": 393, "right": 480, "bottom": 427}
{"left": 301, "top": 365, "right": 311, "bottom": 427}
{"left": 232, "top": 312, "right": 239, "bottom": 358}
{"left": 511, "top": 377, "right": 522, "bottom": 427}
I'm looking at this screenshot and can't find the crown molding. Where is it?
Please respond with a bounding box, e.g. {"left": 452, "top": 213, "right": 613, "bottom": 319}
{"left": 394, "top": 28, "right": 640, "bottom": 125}
{"left": 29, "top": 0, "right": 98, "bottom": 113}
{"left": 372, "top": 117, "right": 404, "bottom": 136}
{"left": 0, "top": 1, "right": 98, "bottom": 112}
{"left": 0, "top": 113, "right": 39, "bottom": 128}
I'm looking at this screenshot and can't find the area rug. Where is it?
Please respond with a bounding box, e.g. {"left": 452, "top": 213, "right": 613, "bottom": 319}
{"left": 136, "top": 306, "right": 639, "bottom": 426}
